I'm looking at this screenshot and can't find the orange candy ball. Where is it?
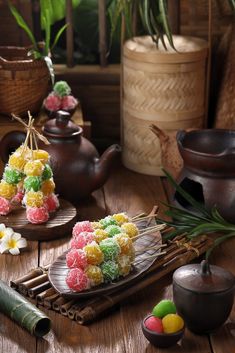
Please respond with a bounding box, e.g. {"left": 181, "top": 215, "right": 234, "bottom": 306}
{"left": 41, "top": 179, "right": 55, "bottom": 195}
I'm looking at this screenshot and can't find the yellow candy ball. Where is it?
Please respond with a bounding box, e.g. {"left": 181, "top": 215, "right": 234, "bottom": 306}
{"left": 113, "top": 213, "right": 130, "bottom": 225}
{"left": 24, "top": 160, "right": 44, "bottom": 176}
{"left": 33, "top": 149, "right": 49, "bottom": 164}
{"left": 15, "top": 145, "right": 31, "bottom": 159}
{"left": 0, "top": 181, "right": 17, "bottom": 199}
{"left": 84, "top": 241, "right": 104, "bottom": 265}
{"left": 114, "top": 233, "right": 134, "bottom": 255}
{"left": 85, "top": 265, "right": 104, "bottom": 286}
{"left": 91, "top": 221, "right": 103, "bottom": 230}
{"left": 121, "top": 222, "right": 139, "bottom": 238}
{"left": 41, "top": 179, "right": 55, "bottom": 195}
{"left": 25, "top": 191, "right": 44, "bottom": 208}
{"left": 162, "top": 314, "right": 184, "bottom": 334}
{"left": 9, "top": 154, "right": 27, "bottom": 172}
{"left": 94, "top": 229, "right": 108, "bottom": 243}
{"left": 118, "top": 255, "right": 132, "bottom": 277}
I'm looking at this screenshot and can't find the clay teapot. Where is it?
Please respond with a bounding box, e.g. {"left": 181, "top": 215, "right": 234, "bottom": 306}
{"left": 173, "top": 260, "right": 235, "bottom": 334}
{"left": 0, "top": 111, "right": 121, "bottom": 202}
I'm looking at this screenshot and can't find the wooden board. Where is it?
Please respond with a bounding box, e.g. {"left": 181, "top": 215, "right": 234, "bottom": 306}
{"left": 0, "top": 199, "right": 77, "bottom": 241}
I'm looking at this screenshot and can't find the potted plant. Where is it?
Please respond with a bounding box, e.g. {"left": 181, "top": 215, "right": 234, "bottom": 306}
{"left": 0, "top": 1, "right": 70, "bottom": 116}
{"left": 110, "top": 1, "right": 208, "bottom": 176}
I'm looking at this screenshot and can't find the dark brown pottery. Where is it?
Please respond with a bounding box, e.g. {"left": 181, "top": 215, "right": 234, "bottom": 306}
{"left": 142, "top": 315, "right": 185, "bottom": 348}
{"left": 173, "top": 260, "right": 235, "bottom": 334}
{"left": 0, "top": 111, "right": 121, "bottom": 202}
{"left": 175, "top": 129, "right": 235, "bottom": 222}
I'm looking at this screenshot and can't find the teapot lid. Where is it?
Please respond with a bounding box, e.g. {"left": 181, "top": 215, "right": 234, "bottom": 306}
{"left": 173, "top": 260, "right": 234, "bottom": 293}
{"left": 43, "top": 110, "right": 82, "bottom": 137}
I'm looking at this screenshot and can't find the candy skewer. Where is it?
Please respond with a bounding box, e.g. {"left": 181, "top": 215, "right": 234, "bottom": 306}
{"left": 133, "top": 213, "right": 159, "bottom": 222}
{"left": 131, "top": 212, "right": 146, "bottom": 221}
{"left": 133, "top": 224, "right": 166, "bottom": 239}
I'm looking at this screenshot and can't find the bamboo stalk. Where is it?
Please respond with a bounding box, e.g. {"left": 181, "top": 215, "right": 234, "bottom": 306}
{"left": 18, "top": 274, "right": 48, "bottom": 296}
{"left": 36, "top": 287, "right": 56, "bottom": 305}
{"left": 60, "top": 300, "right": 76, "bottom": 316}
{"left": 28, "top": 281, "right": 51, "bottom": 298}
{"left": 10, "top": 268, "right": 44, "bottom": 289}
{"left": 44, "top": 293, "right": 60, "bottom": 309}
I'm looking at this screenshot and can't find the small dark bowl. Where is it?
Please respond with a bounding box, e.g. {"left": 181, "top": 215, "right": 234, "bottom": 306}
{"left": 142, "top": 315, "right": 185, "bottom": 349}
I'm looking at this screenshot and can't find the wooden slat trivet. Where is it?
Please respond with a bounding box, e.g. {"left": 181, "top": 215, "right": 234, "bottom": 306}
{"left": 10, "top": 235, "right": 213, "bottom": 325}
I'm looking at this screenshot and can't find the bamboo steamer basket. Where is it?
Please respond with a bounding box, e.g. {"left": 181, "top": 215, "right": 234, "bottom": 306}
{"left": 122, "top": 35, "right": 208, "bottom": 175}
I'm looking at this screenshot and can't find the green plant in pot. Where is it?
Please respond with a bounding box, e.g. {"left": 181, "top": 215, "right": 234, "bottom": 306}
{"left": 0, "top": 1, "right": 78, "bottom": 117}
{"left": 110, "top": 0, "right": 208, "bottom": 177}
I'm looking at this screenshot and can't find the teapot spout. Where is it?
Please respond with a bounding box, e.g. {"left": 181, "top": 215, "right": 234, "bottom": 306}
{"left": 94, "top": 144, "right": 121, "bottom": 189}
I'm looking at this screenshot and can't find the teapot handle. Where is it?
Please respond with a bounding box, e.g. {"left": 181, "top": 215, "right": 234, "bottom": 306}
{"left": 0, "top": 131, "right": 26, "bottom": 163}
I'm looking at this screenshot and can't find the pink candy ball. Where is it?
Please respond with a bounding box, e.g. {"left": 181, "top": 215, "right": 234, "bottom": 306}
{"left": 66, "top": 249, "right": 87, "bottom": 270}
{"left": 72, "top": 221, "right": 93, "bottom": 237}
{"left": 0, "top": 196, "right": 12, "bottom": 215}
{"left": 44, "top": 93, "right": 61, "bottom": 111}
{"left": 61, "top": 95, "right": 78, "bottom": 110}
{"left": 26, "top": 206, "right": 49, "bottom": 224}
{"left": 44, "top": 193, "right": 60, "bottom": 212}
{"left": 145, "top": 315, "right": 164, "bottom": 333}
{"left": 70, "top": 231, "right": 94, "bottom": 249}
{"left": 66, "top": 268, "right": 89, "bottom": 292}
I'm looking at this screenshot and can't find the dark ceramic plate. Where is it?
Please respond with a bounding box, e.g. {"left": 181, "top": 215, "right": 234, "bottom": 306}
{"left": 48, "top": 223, "right": 162, "bottom": 299}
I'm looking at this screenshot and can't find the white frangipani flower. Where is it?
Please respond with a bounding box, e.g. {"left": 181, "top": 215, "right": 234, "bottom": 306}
{"left": 0, "top": 232, "right": 27, "bottom": 255}
{"left": 0, "top": 223, "right": 14, "bottom": 242}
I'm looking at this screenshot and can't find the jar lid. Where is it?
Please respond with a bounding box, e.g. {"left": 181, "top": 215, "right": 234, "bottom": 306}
{"left": 43, "top": 110, "right": 81, "bottom": 137}
{"left": 173, "top": 260, "right": 235, "bottom": 293}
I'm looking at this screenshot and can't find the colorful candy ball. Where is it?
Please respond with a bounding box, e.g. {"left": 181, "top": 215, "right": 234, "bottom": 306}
{"left": 105, "top": 225, "right": 122, "bottom": 237}
{"left": 26, "top": 206, "right": 49, "bottom": 224}
{"left": 0, "top": 181, "right": 17, "bottom": 200}
{"left": 66, "top": 249, "right": 87, "bottom": 270}
{"left": 100, "top": 260, "right": 119, "bottom": 282}
{"left": 66, "top": 268, "right": 89, "bottom": 292}
{"left": 162, "top": 314, "right": 184, "bottom": 334}
{"left": 99, "top": 238, "right": 120, "bottom": 261}
{"left": 112, "top": 212, "right": 130, "bottom": 225}
{"left": 72, "top": 221, "right": 93, "bottom": 237}
{"left": 41, "top": 164, "right": 53, "bottom": 180}
{"left": 144, "top": 315, "right": 164, "bottom": 334}
{"left": 8, "top": 153, "right": 27, "bottom": 171}
{"left": 91, "top": 221, "right": 103, "bottom": 230}
{"left": 100, "top": 216, "right": 118, "bottom": 228}
{"left": 84, "top": 241, "right": 104, "bottom": 265}
{"left": 117, "top": 255, "right": 132, "bottom": 277}
{"left": 44, "top": 193, "right": 59, "bottom": 212}
{"left": 24, "top": 190, "right": 44, "bottom": 208}
{"left": 93, "top": 229, "right": 108, "bottom": 243}
{"left": 85, "top": 265, "right": 104, "bottom": 287}
{"left": 114, "top": 233, "right": 134, "bottom": 255}
{"left": 24, "top": 160, "right": 44, "bottom": 176}
{"left": 41, "top": 179, "right": 55, "bottom": 196}
{"left": 152, "top": 300, "right": 177, "bottom": 319}
{"left": 24, "top": 176, "right": 42, "bottom": 192}
{"left": 0, "top": 196, "right": 12, "bottom": 215}
{"left": 32, "top": 149, "right": 49, "bottom": 164}
{"left": 121, "top": 222, "right": 139, "bottom": 238}
{"left": 70, "top": 231, "right": 94, "bottom": 250}
{"left": 3, "top": 167, "right": 23, "bottom": 185}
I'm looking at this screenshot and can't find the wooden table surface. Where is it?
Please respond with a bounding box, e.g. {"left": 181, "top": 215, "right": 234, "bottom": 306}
{"left": 0, "top": 162, "right": 235, "bottom": 353}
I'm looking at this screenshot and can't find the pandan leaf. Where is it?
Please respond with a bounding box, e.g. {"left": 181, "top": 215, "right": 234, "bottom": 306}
{"left": 51, "top": 23, "right": 68, "bottom": 50}
{"left": 159, "top": 0, "right": 176, "bottom": 50}
{"left": 9, "top": 4, "right": 38, "bottom": 49}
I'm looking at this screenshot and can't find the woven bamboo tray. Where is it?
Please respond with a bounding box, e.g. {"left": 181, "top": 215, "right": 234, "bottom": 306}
{"left": 11, "top": 235, "right": 213, "bottom": 324}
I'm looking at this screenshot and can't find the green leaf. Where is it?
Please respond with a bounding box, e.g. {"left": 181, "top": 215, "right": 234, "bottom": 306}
{"left": 51, "top": 23, "right": 68, "bottom": 50}
{"left": 9, "top": 4, "right": 37, "bottom": 49}
{"left": 206, "top": 232, "right": 235, "bottom": 259}
{"left": 159, "top": 0, "right": 176, "bottom": 50}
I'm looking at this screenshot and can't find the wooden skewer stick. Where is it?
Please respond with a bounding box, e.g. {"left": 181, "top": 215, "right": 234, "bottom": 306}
{"left": 135, "top": 243, "right": 167, "bottom": 253}
{"left": 131, "top": 212, "right": 146, "bottom": 221}
{"left": 133, "top": 213, "right": 159, "bottom": 222}
{"left": 135, "top": 251, "right": 167, "bottom": 263}
{"left": 138, "top": 224, "right": 167, "bottom": 236}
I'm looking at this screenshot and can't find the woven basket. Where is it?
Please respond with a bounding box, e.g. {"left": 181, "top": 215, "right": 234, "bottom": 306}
{"left": 0, "top": 46, "right": 50, "bottom": 116}
{"left": 122, "top": 35, "right": 208, "bottom": 176}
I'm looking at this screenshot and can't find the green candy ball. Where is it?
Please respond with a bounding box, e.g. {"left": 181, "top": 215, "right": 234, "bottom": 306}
{"left": 100, "top": 216, "right": 118, "bottom": 228}
{"left": 99, "top": 238, "right": 120, "bottom": 261}
{"left": 53, "top": 81, "right": 71, "bottom": 97}
{"left": 24, "top": 176, "right": 42, "bottom": 192}
{"left": 42, "top": 164, "right": 53, "bottom": 180}
{"left": 105, "top": 225, "right": 122, "bottom": 237}
{"left": 100, "top": 260, "right": 119, "bottom": 282}
{"left": 152, "top": 300, "right": 177, "bottom": 318}
{"left": 3, "top": 166, "right": 23, "bottom": 185}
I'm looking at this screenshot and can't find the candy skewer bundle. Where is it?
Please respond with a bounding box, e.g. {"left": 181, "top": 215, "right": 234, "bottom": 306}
{"left": 0, "top": 112, "right": 59, "bottom": 224}
{"left": 65, "top": 213, "right": 166, "bottom": 293}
